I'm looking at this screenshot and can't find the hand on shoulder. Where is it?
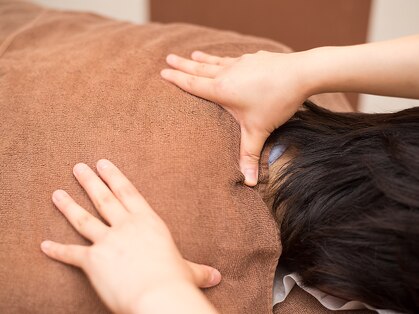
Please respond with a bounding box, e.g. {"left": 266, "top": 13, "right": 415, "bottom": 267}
{"left": 161, "top": 50, "right": 312, "bottom": 186}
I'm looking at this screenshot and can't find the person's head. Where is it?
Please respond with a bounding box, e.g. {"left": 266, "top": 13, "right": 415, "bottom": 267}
{"left": 268, "top": 101, "right": 419, "bottom": 313}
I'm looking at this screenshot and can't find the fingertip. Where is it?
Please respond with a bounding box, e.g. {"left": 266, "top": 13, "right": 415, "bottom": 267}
{"left": 97, "top": 158, "right": 111, "bottom": 170}
{"left": 243, "top": 168, "right": 258, "bottom": 187}
{"left": 210, "top": 268, "right": 222, "bottom": 286}
{"left": 41, "top": 240, "right": 52, "bottom": 252}
{"left": 52, "top": 189, "right": 67, "bottom": 203}
{"left": 166, "top": 53, "right": 176, "bottom": 64}
{"left": 160, "top": 69, "right": 170, "bottom": 79}
{"left": 191, "top": 50, "right": 202, "bottom": 59}
{"left": 244, "top": 178, "right": 258, "bottom": 187}
{"left": 73, "top": 162, "right": 88, "bottom": 176}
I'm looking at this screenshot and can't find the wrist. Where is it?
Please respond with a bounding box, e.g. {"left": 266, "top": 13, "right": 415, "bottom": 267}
{"left": 127, "top": 279, "right": 189, "bottom": 314}
{"left": 273, "top": 48, "right": 332, "bottom": 101}
{"left": 301, "top": 44, "right": 372, "bottom": 96}
{"left": 298, "top": 46, "right": 338, "bottom": 97}
{"left": 129, "top": 280, "right": 217, "bottom": 314}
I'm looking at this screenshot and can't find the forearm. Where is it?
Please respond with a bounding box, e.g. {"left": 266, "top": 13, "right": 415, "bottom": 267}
{"left": 303, "top": 34, "right": 419, "bottom": 99}
{"left": 132, "top": 281, "right": 219, "bottom": 314}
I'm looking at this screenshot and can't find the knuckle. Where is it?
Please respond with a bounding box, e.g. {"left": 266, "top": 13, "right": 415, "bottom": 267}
{"left": 197, "top": 63, "right": 206, "bottom": 73}
{"left": 75, "top": 212, "right": 91, "bottom": 229}
{"left": 242, "top": 149, "right": 261, "bottom": 162}
{"left": 186, "top": 75, "right": 196, "bottom": 88}
{"left": 96, "top": 192, "right": 114, "bottom": 207}
{"left": 113, "top": 183, "right": 137, "bottom": 200}
{"left": 210, "top": 56, "right": 219, "bottom": 64}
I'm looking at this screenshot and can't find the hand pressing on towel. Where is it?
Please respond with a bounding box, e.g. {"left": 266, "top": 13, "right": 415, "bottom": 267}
{"left": 40, "top": 159, "right": 220, "bottom": 314}
{"left": 161, "top": 50, "right": 308, "bottom": 186}
{"left": 161, "top": 35, "right": 419, "bottom": 186}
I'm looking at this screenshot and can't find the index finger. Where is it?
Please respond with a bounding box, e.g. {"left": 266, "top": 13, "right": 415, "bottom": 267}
{"left": 95, "top": 159, "right": 152, "bottom": 215}
{"left": 160, "top": 69, "right": 218, "bottom": 103}
{"left": 191, "top": 51, "right": 235, "bottom": 66}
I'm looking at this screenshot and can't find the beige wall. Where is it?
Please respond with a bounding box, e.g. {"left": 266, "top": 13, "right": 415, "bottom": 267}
{"left": 359, "top": 0, "right": 419, "bottom": 113}
{"left": 32, "top": 0, "right": 149, "bottom": 24}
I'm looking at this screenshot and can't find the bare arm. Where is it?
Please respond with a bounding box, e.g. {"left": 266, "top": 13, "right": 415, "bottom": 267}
{"left": 134, "top": 281, "right": 218, "bottom": 314}
{"left": 305, "top": 35, "right": 419, "bottom": 99}
{"left": 161, "top": 34, "right": 419, "bottom": 186}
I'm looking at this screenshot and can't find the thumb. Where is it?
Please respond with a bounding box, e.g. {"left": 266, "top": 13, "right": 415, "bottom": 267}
{"left": 186, "top": 260, "right": 222, "bottom": 288}
{"left": 240, "top": 127, "right": 268, "bottom": 187}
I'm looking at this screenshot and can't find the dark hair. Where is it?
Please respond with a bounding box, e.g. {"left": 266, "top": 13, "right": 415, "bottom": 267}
{"left": 268, "top": 101, "right": 419, "bottom": 313}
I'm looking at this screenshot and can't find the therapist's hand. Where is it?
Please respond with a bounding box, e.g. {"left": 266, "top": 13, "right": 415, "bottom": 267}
{"left": 161, "top": 50, "right": 310, "bottom": 186}
{"left": 40, "top": 159, "right": 221, "bottom": 314}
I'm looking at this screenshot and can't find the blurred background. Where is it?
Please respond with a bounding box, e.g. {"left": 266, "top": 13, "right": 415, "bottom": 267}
{"left": 32, "top": 0, "right": 419, "bottom": 113}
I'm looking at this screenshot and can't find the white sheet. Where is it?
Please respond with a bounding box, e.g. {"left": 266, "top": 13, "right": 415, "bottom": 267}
{"left": 272, "top": 265, "right": 401, "bottom": 314}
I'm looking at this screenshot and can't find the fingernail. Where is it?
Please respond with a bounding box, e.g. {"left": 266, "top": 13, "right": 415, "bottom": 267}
{"left": 244, "top": 168, "right": 257, "bottom": 185}
{"left": 166, "top": 54, "right": 176, "bottom": 63}
{"left": 210, "top": 269, "right": 222, "bottom": 285}
{"left": 191, "top": 51, "right": 199, "bottom": 57}
{"left": 97, "top": 159, "right": 110, "bottom": 170}
{"left": 73, "top": 163, "right": 88, "bottom": 175}
{"left": 41, "top": 240, "right": 51, "bottom": 251}
{"left": 160, "top": 69, "right": 169, "bottom": 78}
{"left": 52, "top": 189, "right": 67, "bottom": 202}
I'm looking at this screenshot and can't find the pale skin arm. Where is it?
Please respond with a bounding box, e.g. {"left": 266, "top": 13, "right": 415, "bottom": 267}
{"left": 40, "top": 159, "right": 220, "bottom": 314}
{"left": 305, "top": 35, "right": 419, "bottom": 98}
{"left": 160, "top": 34, "right": 419, "bottom": 186}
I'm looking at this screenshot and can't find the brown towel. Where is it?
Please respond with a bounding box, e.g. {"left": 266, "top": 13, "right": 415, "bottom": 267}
{"left": 0, "top": 1, "right": 363, "bottom": 313}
